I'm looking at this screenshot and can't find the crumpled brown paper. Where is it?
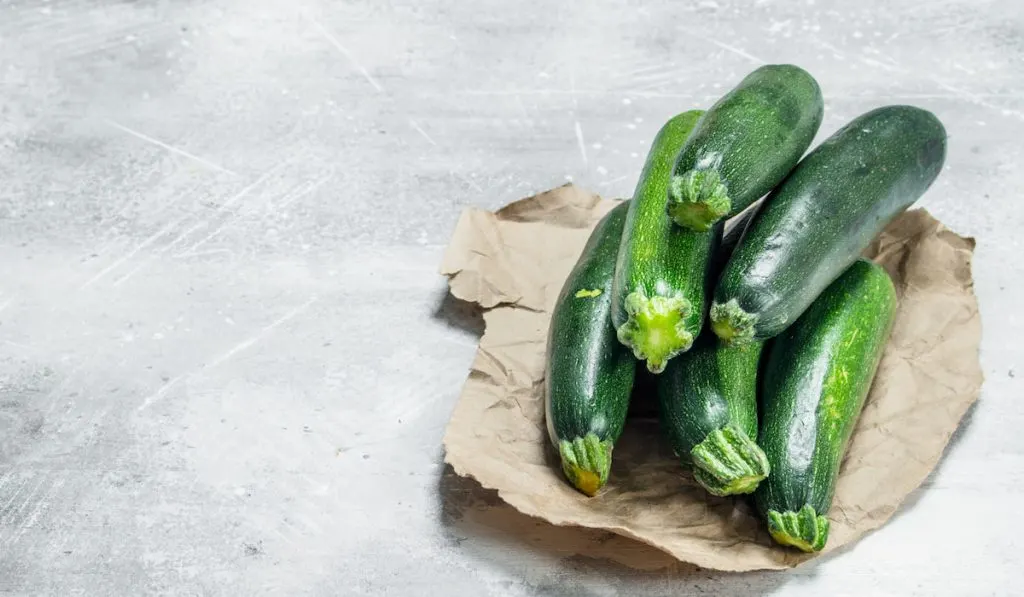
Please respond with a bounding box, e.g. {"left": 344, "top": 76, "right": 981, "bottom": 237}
{"left": 439, "top": 183, "right": 983, "bottom": 572}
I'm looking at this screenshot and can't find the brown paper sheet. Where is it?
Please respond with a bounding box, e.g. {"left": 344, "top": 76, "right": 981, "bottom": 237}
{"left": 439, "top": 183, "right": 983, "bottom": 572}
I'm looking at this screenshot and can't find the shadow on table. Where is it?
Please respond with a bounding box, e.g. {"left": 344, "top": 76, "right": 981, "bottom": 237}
{"left": 436, "top": 463, "right": 810, "bottom": 596}
{"left": 431, "top": 289, "right": 486, "bottom": 339}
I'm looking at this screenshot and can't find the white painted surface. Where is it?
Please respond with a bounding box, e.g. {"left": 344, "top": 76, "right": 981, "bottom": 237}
{"left": 1, "top": 0, "right": 1022, "bottom": 594}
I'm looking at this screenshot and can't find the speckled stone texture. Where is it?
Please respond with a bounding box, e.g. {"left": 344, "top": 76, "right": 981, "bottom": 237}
{"left": 0, "top": 0, "right": 1021, "bottom": 594}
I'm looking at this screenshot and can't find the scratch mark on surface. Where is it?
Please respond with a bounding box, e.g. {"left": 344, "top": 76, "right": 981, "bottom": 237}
{"left": 707, "top": 39, "right": 765, "bottom": 65}
{"left": 809, "top": 38, "right": 846, "bottom": 58}
{"left": 211, "top": 164, "right": 286, "bottom": 216}
{"left": 105, "top": 120, "right": 236, "bottom": 175}
{"left": 612, "top": 60, "right": 677, "bottom": 82}
{"left": 929, "top": 78, "right": 1024, "bottom": 122}
{"left": 174, "top": 171, "right": 328, "bottom": 258}
{"left": 270, "top": 172, "right": 334, "bottom": 214}
{"left": 137, "top": 298, "right": 318, "bottom": 412}
{"left": 408, "top": 119, "right": 437, "bottom": 146}
{"left": 111, "top": 259, "right": 153, "bottom": 287}
{"left": 80, "top": 216, "right": 187, "bottom": 289}
{"left": 860, "top": 56, "right": 899, "bottom": 73}
{"left": 307, "top": 16, "right": 384, "bottom": 93}
{"left": 0, "top": 476, "right": 46, "bottom": 525}
{"left": 2, "top": 478, "right": 64, "bottom": 550}
{"left": 268, "top": 524, "right": 299, "bottom": 548}
{"left": 810, "top": 37, "right": 1024, "bottom": 121}
{"left": 0, "top": 478, "right": 29, "bottom": 514}
{"left": 206, "top": 297, "right": 318, "bottom": 370}
{"left": 136, "top": 375, "right": 186, "bottom": 413}
{"left": 598, "top": 175, "right": 629, "bottom": 187}
{"left": 818, "top": 36, "right": 1024, "bottom": 124}
{"left": 95, "top": 178, "right": 207, "bottom": 255}
{"left": 574, "top": 120, "right": 588, "bottom": 168}
{"left": 172, "top": 166, "right": 283, "bottom": 257}
{"left": 0, "top": 297, "right": 13, "bottom": 315}
{"left": 173, "top": 219, "right": 238, "bottom": 258}
{"left": 162, "top": 220, "right": 210, "bottom": 254}
{"left": 628, "top": 65, "right": 707, "bottom": 94}
{"left": 63, "top": 33, "right": 141, "bottom": 60}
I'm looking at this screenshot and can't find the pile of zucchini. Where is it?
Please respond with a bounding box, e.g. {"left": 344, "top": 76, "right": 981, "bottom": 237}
{"left": 544, "top": 64, "right": 947, "bottom": 552}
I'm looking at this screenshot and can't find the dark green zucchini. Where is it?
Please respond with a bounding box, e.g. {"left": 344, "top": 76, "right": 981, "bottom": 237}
{"left": 545, "top": 200, "right": 635, "bottom": 496}
{"left": 666, "top": 64, "right": 823, "bottom": 231}
{"left": 658, "top": 331, "right": 767, "bottom": 496}
{"left": 711, "top": 105, "right": 946, "bottom": 345}
{"left": 612, "top": 110, "right": 722, "bottom": 374}
{"left": 657, "top": 207, "right": 768, "bottom": 496}
{"left": 755, "top": 259, "right": 897, "bottom": 552}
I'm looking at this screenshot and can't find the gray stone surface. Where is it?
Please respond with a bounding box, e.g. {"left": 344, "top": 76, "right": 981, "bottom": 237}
{"left": 1, "top": 0, "right": 1022, "bottom": 594}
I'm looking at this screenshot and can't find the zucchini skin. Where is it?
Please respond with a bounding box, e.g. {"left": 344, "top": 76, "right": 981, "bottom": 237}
{"left": 666, "top": 64, "right": 823, "bottom": 231}
{"left": 657, "top": 208, "right": 768, "bottom": 496}
{"left": 712, "top": 105, "right": 946, "bottom": 345}
{"left": 754, "top": 259, "right": 897, "bottom": 552}
{"left": 545, "top": 200, "right": 635, "bottom": 496}
{"left": 611, "top": 110, "right": 722, "bottom": 374}
{"left": 658, "top": 333, "right": 766, "bottom": 496}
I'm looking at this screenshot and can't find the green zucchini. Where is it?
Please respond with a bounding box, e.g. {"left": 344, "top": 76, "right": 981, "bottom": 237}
{"left": 545, "top": 200, "right": 635, "bottom": 496}
{"left": 711, "top": 105, "right": 946, "bottom": 345}
{"left": 666, "top": 64, "right": 823, "bottom": 231}
{"left": 657, "top": 208, "right": 768, "bottom": 496}
{"left": 754, "top": 259, "right": 897, "bottom": 552}
{"left": 611, "top": 110, "right": 722, "bottom": 374}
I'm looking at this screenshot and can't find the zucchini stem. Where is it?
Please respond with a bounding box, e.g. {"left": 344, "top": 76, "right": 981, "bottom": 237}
{"left": 616, "top": 291, "right": 694, "bottom": 374}
{"left": 690, "top": 424, "right": 770, "bottom": 496}
{"left": 766, "top": 505, "right": 830, "bottom": 552}
{"left": 710, "top": 299, "right": 758, "bottom": 346}
{"left": 558, "top": 434, "right": 613, "bottom": 497}
{"left": 667, "top": 170, "right": 731, "bottom": 231}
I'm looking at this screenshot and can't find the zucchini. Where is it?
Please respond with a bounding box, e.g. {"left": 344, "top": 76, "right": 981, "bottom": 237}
{"left": 754, "top": 259, "right": 897, "bottom": 552}
{"left": 666, "top": 64, "right": 823, "bottom": 231}
{"left": 657, "top": 208, "right": 768, "bottom": 496}
{"left": 711, "top": 105, "right": 946, "bottom": 345}
{"left": 545, "top": 200, "right": 636, "bottom": 496}
{"left": 611, "top": 110, "right": 722, "bottom": 374}
{"left": 658, "top": 327, "right": 767, "bottom": 496}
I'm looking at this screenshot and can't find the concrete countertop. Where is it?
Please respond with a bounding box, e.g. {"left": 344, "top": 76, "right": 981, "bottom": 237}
{"left": 1, "top": 0, "right": 1021, "bottom": 594}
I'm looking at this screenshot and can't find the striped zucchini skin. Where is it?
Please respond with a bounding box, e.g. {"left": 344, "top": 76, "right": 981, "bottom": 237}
{"left": 611, "top": 110, "right": 722, "bottom": 374}
{"left": 545, "top": 200, "right": 635, "bottom": 496}
{"left": 754, "top": 259, "right": 897, "bottom": 552}
{"left": 666, "top": 64, "right": 823, "bottom": 231}
{"left": 711, "top": 105, "right": 946, "bottom": 345}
